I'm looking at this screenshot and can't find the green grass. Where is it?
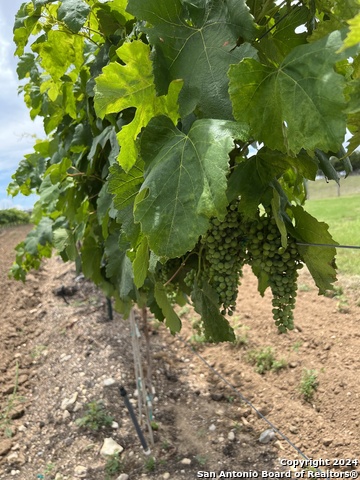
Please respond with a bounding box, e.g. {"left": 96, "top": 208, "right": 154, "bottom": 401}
{"left": 247, "top": 347, "right": 287, "bottom": 374}
{"left": 305, "top": 194, "right": 360, "bottom": 275}
{"left": 75, "top": 401, "right": 114, "bottom": 431}
{"left": 299, "top": 369, "right": 318, "bottom": 402}
{"left": 307, "top": 175, "right": 360, "bottom": 200}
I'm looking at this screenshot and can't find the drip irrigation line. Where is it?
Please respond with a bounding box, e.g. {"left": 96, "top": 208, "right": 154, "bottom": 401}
{"left": 119, "top": 386, "right": 151, "bottom": 455}
{"left": 176, "top": 334, "right": 330, "bottom": 480}
{"left": 297, "top": 242, "right": 360, "bottom": 250}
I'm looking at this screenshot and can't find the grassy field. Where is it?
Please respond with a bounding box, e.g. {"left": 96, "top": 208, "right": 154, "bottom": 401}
{"left": 305, "top": 175, "right": 360, "bottom": 276}
{"left": 307, "top": 174, "right": 360, "bottom": 200}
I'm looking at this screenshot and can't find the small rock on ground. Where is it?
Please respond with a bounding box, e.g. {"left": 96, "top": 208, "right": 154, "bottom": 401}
{"left": 100, "top": 437, "right": 124, "bottom": 456}
{"left": 117, "top": 474, "right": 129, "bottom": 480}
{"left": 259, "top": 429, "right": 275, "bottom": 444}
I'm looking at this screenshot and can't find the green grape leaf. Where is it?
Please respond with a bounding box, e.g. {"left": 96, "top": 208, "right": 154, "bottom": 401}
{"left": 315, "top": 149, "right": 340, "bottom": 184}
{"left": 24, "top": 218, "right": 53, "bottom": 255}
{"left": 57, "top": 0, "right": 91, "bottom": 33}
{"left": 271, "top": 189, "right": 288, "bottom": 249}
{"left": 258, "top": 6, "right": 308, "bottom": 63}
{"left": 8, "top": 151, "right": 46, "bottom": 196}
{"left": 88, "top": 126, "right": 119, "bottom": 166}
{"left": 134, "top": 115, "right": 248, "bottom": 258}
{"left": 114, "top": 293, "right": 133, "bottom": 318}
{"left": 53, "top": 227, "right": 71, "bottom": 252}
{"left": 290, "top": 205, "right": 338, "bottom": 292}
{"left": 33, "top": 0, "right": 57, "bottom": 6}
{"left": 94, "top": 41, "right": 183, "bottom": 171}
{"left": 36, "top": 176, "right": 61, "bottom": 213}
{"left": 127, "top": 0, "right": 257, "bottom": 119}
{"left": 81, "top": 234, "right": 104, "bottom": 285}
{"left": 45, "top": 157, "right": 72, "bottom": 184}
{"left": 192, "top": 282, "right": 235, "bottom": 342}
{"left": 347, "top": 113, "right": 360, "bottom": 153}
{"left": 154, "top": 282, "right": 182, "bottom": 333}
{"left": 133, "top": 237, "right": 149, "bottom": 289}
{"left": 32, "top": 31, "right": 84, "bottom": 84}
{"left": 117, "top": 205, "right": 141, "bottom": 248}
{"left": 229, "top": 30, "right": 352, "bottom": 154}
{"left": 97, "top": 184, "right": 114, "bottom": 240}
{"left": 339, "top": 155, "right": 353, "bottom": 178}
{"left": 70, "top": 123, "right": 93, "bottom": 153}
{"left": 17, "top": 53, "right": 36, "bottom": 80}
{"left": 108, "top": 0, "right": 134, "bottom": 22}
{"left": 339, "top": 13, "right": 360, "bottom": 51}
{"left": 227, "top": 148, "right": 294, "bottom": 217}
{"left": 108, "top": 159, "right": 144, "bottom": 210}
{"left": 105, "top": 232, "right": 134, "bottom": 298}
{"left": 14, "top": 3, "right": 41, "bottom": 56}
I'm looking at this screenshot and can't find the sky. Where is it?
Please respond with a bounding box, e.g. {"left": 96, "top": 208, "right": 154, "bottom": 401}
{"left": 0, "top": 1, "right": 44, "bottom": 210}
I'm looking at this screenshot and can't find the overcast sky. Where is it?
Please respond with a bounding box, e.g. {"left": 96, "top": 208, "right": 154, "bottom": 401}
{"left": 0, "top": 1, "right": 44, "bottom": 210}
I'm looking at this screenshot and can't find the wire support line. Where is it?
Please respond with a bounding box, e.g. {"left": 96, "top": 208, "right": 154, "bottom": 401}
{"left": 297, "top": 242, "right": 360, "bottom": 250}
{"left": 176, "top": 334, "right": 330, "bottom": 480}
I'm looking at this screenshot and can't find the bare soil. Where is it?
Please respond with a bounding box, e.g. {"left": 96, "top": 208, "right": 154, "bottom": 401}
{"left": 0, "top": 226, "right": 360, "bottom": 480}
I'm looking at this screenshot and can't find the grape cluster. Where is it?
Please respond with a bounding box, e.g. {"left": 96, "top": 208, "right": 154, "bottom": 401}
{"left": 158, "top": 202, "right": 304, "bottom": 333}
{"left": 244, "top": 210, "right": 303, "bottom": 332}
{"left": 184, "top": 268, "right": 196, "bottom": 288}
{"left": 200, "top": 202, "right": 247, "bottom": 315}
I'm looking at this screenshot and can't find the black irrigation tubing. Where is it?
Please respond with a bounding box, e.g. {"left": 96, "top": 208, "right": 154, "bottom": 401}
{"left": 119, "top": 386, "right": 151, "bottom": 455}
{"left": 176, "top": 334, "right": 330, "bottom": 480}
{"left": 297, "top": 242, "right": 360, "bottom": 250}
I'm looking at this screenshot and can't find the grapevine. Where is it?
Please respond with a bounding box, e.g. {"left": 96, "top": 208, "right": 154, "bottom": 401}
{"left": 160, "top": 203, "right": 304, "bottom": 333}
{"left": 8, "top": 0, "right": 357, "bottom": 341}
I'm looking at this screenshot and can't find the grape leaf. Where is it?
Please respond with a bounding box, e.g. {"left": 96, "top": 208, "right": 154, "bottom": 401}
{"left": 57, "top": 0, "right": 91, "bottom": 33}
{"left": 108, "top": 159, "right": 144, "bottom": 211}
{"left": 229, "top": 30, "right": 352, "bottom": 154}
{"left": 24, "top": 218, "right": 53, "bottom": 255}
{"left": 33, "top": 0, "right": 57, "bottom": 6}
{"left": 88, "top": 126, "right": 119, "bottom": 167}
{"left": 105, "top": 232, "right": 134, "bottom": 298}
{"left": 14, "top": 3, "right": 41, "bottom": 56}
{"left": 154, "top": 282, "right": 182, "bottom": 333}
{"left": 134, "top": 115, "right": 249, "bottom": 258}
{"left": 32, "top": 30, "right": 84, "bottom": 82}
{"left": 339, "top": 12, "right": 360, "bottom": 51}
{"left": 81, "top": 234, "right": 104, "bottom": 285}
{"left": 127, "top": 0, "right": 257, "bottom": 118}
{"left": 271, "top": 189, "right": 288, "bottom": 249}
{"left": 315, "top": 149, "right": 340, "bottom": 184}
{"left": 133, "top": 237, "right": 149, "bottom": 289}
{"left": 94, "top": 40, "right": 183, "bottom": 171}
{"left": 53, "top": 227, "right": 71, "bottom": 252}
{"left": 347, "top": 113, "right": 360, "bottom": 153}
{"left": 192, "top": 282, "right": 235, "bottom": 342}
{"left": 290, "top": 205, "right": 338, "bottom": 292}
{"left": 258, "top": 6, "right": 308, "bottom": 61}
{"left": 108, "top": 0, "right": 134, "bottom": 22}
{"left": 17, "top": 53, "right": 36, "bottom": 80}
{"left": 97, "top": 184, "right": 116, "bottom": 240}
{"left": 227, "top": 148, "right": 297, "bottom": 217}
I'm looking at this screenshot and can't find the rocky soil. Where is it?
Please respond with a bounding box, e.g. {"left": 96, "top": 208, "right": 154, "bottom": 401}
{"left": 0, "top": 225, "right": 360, "bottom": 480}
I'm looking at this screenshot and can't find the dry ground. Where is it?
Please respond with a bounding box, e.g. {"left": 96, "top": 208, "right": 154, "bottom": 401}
{"left": 0, "top": 226, "right": 360, "bottom": 479}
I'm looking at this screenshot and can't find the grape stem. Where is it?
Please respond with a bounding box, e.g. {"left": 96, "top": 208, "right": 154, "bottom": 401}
{"left": 163, "top": 253, "right": 191, "bottom": 287}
